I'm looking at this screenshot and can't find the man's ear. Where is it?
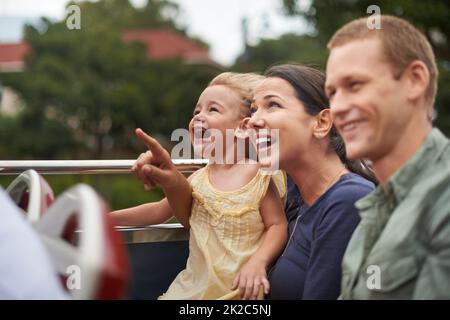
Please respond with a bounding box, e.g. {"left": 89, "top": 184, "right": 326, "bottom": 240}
{"left": 235, "top": 118, "right": 250, "bottom": 139}
{"left": 313, "top": 109, "right": 333, "bottom": 139}
{"left": 404, "top": 60, "right": 430, "bottom": 103}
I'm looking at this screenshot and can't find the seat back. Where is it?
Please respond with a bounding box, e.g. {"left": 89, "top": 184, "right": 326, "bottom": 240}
{"left": 35, "top": 184, "right": 129, "bottom": 299}
{"left": 6, "top": 169, "right": 54, "bottom": 223}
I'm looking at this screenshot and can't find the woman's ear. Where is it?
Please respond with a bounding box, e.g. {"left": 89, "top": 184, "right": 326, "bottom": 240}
{"left": 235, "top": 118, "right": 250, "bottom": 139}
{"left": 313, "top": 109, "right": 333, "bottom": 139}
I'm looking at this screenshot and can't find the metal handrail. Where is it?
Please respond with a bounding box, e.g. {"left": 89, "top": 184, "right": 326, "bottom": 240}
{"left": 0, "top": 159, "right": 208, "bottom": 175}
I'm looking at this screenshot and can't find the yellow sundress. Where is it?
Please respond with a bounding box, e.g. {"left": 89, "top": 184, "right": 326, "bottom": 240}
{"left": 158, "top": 165, "right": 286, "bottom": 300}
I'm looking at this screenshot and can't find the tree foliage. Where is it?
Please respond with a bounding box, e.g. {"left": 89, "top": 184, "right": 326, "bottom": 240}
{"left": 234, "top": 33, "right": 327, "bottom": 72}
{"left": 0, "top": 0, "right": 218, "bottom": 159}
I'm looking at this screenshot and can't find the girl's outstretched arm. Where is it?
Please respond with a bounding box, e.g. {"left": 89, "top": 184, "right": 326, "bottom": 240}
{"left": 110, "top": 197, "right": 172, "bottom": 227}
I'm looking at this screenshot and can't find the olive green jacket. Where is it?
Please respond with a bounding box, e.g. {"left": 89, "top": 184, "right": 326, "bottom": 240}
{"left": 340, "top": 128, "right": 450, "bottom": 299}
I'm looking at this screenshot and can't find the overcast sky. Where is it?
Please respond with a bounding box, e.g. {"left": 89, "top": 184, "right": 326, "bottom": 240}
{"left": 0, "top": 0, "right": 309, "bottom": 66}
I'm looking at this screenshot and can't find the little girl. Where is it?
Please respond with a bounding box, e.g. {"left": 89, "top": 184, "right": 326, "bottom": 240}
{"left": 111, "top": 73, "right": 287, "bottom": 300}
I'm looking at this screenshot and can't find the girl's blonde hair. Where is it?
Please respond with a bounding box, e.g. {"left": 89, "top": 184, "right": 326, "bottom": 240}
{"left": 208, "top": 72, "right": 264, "bottom": 117}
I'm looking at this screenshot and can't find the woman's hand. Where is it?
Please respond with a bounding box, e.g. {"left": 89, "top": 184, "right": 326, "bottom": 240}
{"left": 131, "top": 128, "right": 182, "bottom": 191}
{"left": 232, "top": 256, "right": 270, "bottom": 300}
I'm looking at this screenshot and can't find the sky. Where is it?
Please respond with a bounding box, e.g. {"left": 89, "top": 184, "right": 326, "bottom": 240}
{"left": 0, "top": 0, "right": 310, "bottom": 66}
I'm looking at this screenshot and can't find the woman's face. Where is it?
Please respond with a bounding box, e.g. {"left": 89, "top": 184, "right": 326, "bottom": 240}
{"left": 248, "top": 77, "right": 317, "bottom": 170}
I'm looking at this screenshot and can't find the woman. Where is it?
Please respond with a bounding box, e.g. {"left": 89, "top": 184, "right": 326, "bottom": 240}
{"left": 247, "top": 64, "right": 376, "bottom": 299}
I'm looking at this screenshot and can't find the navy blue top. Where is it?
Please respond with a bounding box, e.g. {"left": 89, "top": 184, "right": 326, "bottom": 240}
{"left": 267, "top": 173, "right": 375, "bottom": 300}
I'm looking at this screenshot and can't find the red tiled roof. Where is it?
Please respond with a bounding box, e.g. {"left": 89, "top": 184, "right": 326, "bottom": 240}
{"left": 0, "top": 42, "right": 30, "bottom": 72}
{"left": 0, "top": 42, "right": 30, "bottom": 63}
{"left": 0, "top": 29, "right": 214, "bottom": 69}
{"left": 122, "top": 28, "right": 210, "bottom": 62}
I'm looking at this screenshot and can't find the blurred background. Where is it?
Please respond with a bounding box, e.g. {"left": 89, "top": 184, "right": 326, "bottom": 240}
{"left": 1, "top": 0, "right": 449, "bottom": 210}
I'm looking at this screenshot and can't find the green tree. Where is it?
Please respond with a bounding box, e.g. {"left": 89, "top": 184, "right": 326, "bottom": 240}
{"left": 234, "top": 33, "right": 327, "bottom": 73}
{"left": 0, "top": 0, "right": 220, "bottom": 210}
{"left": 0, "top": 112, "right": 78, "bottom": 159}
{"left": 0, "top": 0, "right": 217, "bottom": 159}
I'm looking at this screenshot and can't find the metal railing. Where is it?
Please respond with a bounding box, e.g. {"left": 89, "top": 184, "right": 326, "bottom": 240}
{"left": 1, "top": 159, "right": 194, "bottom": 300}
{"left": 0, "top": 159, "right": 207, "bottom": 243}
{"left": 0, "top": 159, "right": 208, "bottom": 175}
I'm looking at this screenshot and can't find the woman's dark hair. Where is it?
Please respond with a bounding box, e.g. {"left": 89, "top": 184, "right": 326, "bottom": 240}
{"left": 265, "top": 63, "right": 377, "bottom": 184}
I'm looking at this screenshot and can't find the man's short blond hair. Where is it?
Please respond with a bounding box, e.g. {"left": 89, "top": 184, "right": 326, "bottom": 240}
{"left": 209, "top": 72, "right": 264, "bottom": 117}
{"left": 328, "top": 15, "right": 438, "bottom": 118}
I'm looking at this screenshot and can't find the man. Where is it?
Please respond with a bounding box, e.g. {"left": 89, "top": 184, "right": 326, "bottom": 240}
{"left": 325, "top": 15, "right": 450, "bottom": 299}
{"left": 0, "top": 187, "right": 67, "bottom": 299}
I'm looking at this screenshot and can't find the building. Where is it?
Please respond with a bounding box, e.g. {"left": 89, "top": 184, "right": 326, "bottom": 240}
{"left": 0, "top": 28, "right": 219, "bottom": 115}
{"left": 122, "top": 29, "right": 214, "bottom": 65}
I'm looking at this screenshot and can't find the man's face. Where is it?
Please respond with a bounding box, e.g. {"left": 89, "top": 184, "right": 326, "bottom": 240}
{"left": 326, "top": 38, "right": 412, "bottom": 162}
